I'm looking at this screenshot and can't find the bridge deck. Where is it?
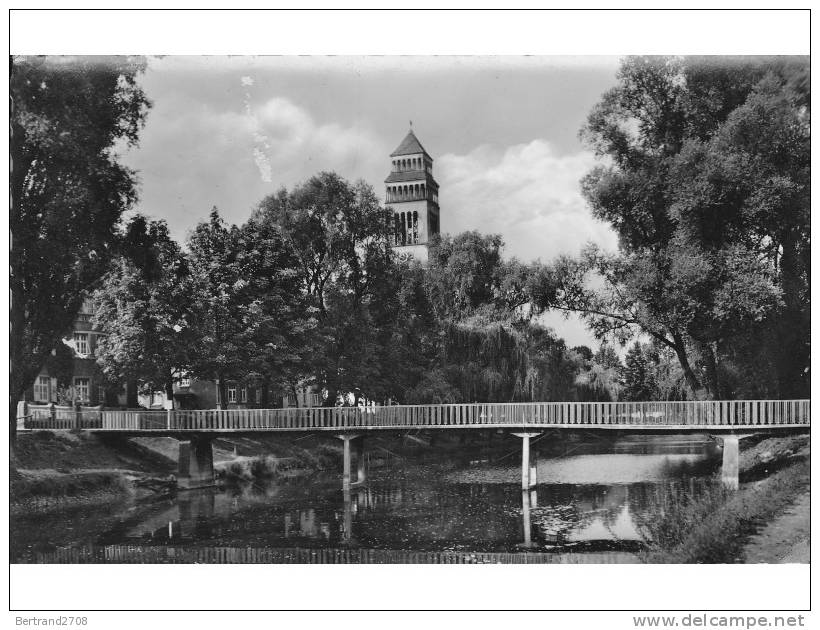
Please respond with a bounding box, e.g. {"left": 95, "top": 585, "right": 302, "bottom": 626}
{"left": 21, "top": 399, "right": 810, "bottom": 434}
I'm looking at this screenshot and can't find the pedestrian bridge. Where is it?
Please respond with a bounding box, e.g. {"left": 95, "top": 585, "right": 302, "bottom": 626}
{"left": 21, "top": 399, "right": 811, "bottom": 434}
{"left": 20, "top": 399, "right": 810, "bottom": 492}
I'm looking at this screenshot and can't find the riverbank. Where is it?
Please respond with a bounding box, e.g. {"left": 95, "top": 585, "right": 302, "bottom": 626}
{"left": 10, "top": 429, "right": 513, "bottom": 511}
{"left": 10, "top": 431, "right": 177, "bottom": 514}
{"left": 10, "top": 429, "right": 358, "bottom": 512}
{"left": 642, "top": 433, "right": 810, "bottom": 563}
{"left": 742, "top": 490, "right": 810, "bottom": 563}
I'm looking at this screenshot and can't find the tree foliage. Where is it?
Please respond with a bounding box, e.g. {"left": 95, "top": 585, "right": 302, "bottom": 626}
{"left": 184, "top": 208, "right": 313, "bottom": 404}
{"left": 10, "top": 56, "right": 150, "bottom": 440}
{"left": 529, "top": 56, "right": 809, "bottom": 399}
{"left": 252, "top": 173, "right": 398, "bottom": 404}
{"left": 92, "top": 218, "right": 194, "bottom": 403}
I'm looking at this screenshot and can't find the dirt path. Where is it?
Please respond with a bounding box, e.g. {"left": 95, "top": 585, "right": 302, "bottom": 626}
{"left": 743, "top": 491, "right": 810, "bottom": 563}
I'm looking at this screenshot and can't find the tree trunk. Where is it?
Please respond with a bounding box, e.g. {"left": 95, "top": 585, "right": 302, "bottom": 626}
{"left": 698, "top": 341, "right": 721, "bottom": 400}
{"left": 215, "top": 373, "right": 224, "bottom": 409}
{"left": 126, "top": 379, "right": 139, "bottom": 408}
{"left": 165, "top": 379, "right": 175, "bottom": 410}
{"left": 669, "top": 333, "right": 705, "bottom": 399}
{"left": 774, "top": 229, "right": 810, "bottom": 398}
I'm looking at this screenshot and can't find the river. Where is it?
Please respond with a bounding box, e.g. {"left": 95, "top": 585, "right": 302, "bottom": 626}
{"left": 11, "top": 433, "right": 722, "bottom": 564}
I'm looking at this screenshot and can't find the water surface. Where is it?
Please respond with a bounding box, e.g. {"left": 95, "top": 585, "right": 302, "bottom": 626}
{"left": 12, "top": 434, "right": 722, "bottom": 564}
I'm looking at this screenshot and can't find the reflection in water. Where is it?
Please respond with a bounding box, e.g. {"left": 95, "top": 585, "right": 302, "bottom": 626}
{"left": 12, "top": 435, "right": 721, "bottom": 564}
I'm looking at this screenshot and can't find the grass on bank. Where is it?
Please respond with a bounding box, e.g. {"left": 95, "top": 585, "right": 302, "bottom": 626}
{"left": 641, "top": 455, "right": 810, "bottom": 564}
{"left": 10, "top": 469, "right": 134, "bottom": 514}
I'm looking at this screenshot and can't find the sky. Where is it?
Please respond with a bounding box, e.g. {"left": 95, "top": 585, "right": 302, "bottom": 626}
{"left": 119, "top": 55, "right": 625, "bottom": 348}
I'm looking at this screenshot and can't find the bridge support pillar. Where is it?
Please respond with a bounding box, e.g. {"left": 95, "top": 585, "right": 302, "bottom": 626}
{"left": 512, "top": 432, "right": 541, "bottom": 490}
{"left": 335, "top": 433, "right": 362, "bottom": 489}
{"left": 721, "top": 435, "right": 740, "bottom": 490}
{"left": 178, "top": 436, "right": 215, "bottom": 489}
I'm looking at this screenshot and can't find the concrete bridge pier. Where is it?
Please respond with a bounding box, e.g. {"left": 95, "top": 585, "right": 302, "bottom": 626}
{"left": 512, "top": 432, "right": 541, "bottom": 490}
{"left": 721, "top": 435, "right": 740, "bottom": 490}
{"left": 178, "top": 435, "right": 215, "bottom": 489}
{"left": 336, "top": 433, "right": 364, "bottom": 489}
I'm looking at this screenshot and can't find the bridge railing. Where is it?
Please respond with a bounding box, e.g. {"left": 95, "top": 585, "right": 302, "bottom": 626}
{"left": 24, "top": 404, "right": 104, "bottom": 430}
{"left": 23, "top": 399, "right": 810, "bottom": 431}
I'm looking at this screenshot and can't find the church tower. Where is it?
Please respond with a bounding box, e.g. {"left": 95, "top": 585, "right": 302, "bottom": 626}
{"left": 385, "top": 128, "right": 440, "bottom": 263}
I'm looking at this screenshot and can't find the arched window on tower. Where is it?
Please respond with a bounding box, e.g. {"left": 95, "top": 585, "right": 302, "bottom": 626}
{"left": 400, "top": 212, "right": 407, "bottom": 245}
{"left": 413, "top": 211, "right": 419, "bottom": 243}
{"left": 420, "top": 183, "right": 426, "bottom": 198}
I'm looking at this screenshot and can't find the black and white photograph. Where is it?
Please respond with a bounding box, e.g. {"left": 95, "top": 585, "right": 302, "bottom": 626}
{"left": 6, "top": 7, "right": 812, "bottom": 618}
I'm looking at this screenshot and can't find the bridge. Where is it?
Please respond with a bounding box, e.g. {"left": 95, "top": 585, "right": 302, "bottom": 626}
{"left": 20, "top": 399, "right": 810, "bottom": 491}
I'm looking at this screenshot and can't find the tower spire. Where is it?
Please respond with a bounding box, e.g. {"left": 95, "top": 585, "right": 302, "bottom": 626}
{"left": 384, "top": 127, "right": 440, "bottom": 265}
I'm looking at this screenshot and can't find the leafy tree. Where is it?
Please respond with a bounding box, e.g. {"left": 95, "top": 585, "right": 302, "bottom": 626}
{"left": 619, "top": 342, "right": 656, "bottom": 401}
{"left": 92, "top": 218, "right": 194, "bottom": 407}
{"left": 572, "top": 345, "right": 594, "bottom": 365}
{"left": 10, "top": 56, "right": 150, "bottom": 442}
{"left": 530, "top": 56, "right": 809, "bottom": 399}
{"left": 185, "top": 209, "right": 245, "bottom": 401}
{"left": 252, "top": 173, "right": 396, "bottom": 405}
{"left": 185, "top": 208, "right": 311, "bottom": 405}
{"left": 236, "top": 213, "right": 318, "bottom": 405}
{"left": 426, "top": 231, "right": 505, "bottom": 320}
{"left": 575, "top": 343, "right": 622, "bottom": 402}
{"left": 619, "top": 340, "right": 690, "bottom": 401}
{"left": 594, "top": 343, "right": 622, "bottom": 370}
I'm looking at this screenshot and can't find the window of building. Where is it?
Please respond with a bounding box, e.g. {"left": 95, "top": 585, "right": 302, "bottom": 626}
{"left": 73, "top": 333, "right": 89, "bottom": 356}
{"left": 34, "top": 376, "right": 50, "bottom": 402}
{"left": 178, "top": 377, "right": 191, "bottom": 388}
{"left": 255, "top": 388, "right": 262, "bottom": 404}
{"left": 240, "top": 387, "right": 247, "bottom": 403}
{"left": 98, "top": 385, "right": 106, "bottom": 404}
{"left": 74, "top": 378, "right": 90, "bottom": 402}
{"left": 227, "top": 387, "right": 237, "bottom": 403}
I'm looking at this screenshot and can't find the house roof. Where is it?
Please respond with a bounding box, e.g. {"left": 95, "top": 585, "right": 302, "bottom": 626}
{"left": 390, "top": 130, "right": 429, "bottom": 157}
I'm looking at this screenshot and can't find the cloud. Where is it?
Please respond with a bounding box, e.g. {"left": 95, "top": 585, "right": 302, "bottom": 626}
{"left": 250, "top": 97, "right": 383, "bottom": 175}
{"left": 437, "top": 140, "right": 617, "bottom": 262}
{"left": 122, "top": 94, "right": 386, "bottom": 238}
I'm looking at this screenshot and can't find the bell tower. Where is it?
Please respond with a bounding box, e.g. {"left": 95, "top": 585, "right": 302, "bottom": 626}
{"left": 385, "top": 127, "right": 440, "bottom": 263}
